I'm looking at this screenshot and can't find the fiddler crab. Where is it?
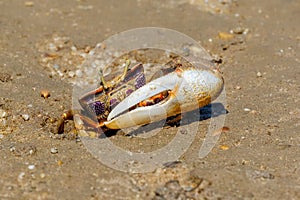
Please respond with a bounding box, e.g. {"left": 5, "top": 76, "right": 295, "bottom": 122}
{"left": 57, "top": 57, "right": 224, "bottom": 134}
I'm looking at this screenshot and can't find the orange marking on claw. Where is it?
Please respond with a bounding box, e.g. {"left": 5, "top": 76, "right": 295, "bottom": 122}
{"left": 168, "top": 84, "right": 179, "bottom": 98}
{"left": 175, "top": 67, "right": 183, "bottom": 77}
{"left": 138, "top": 92, "right": 168, "bottom": 107}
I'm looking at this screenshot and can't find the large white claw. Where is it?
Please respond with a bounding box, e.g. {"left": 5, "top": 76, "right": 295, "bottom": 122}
{"left": 104, "top": 67, "right": 224, "bottom": 129}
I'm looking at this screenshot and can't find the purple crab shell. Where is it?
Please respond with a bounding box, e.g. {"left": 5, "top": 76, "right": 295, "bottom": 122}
{"left": 110, "top": 98, "right": 120, "bottom": 110}
{"left": 135, "top": 73, "right": 146, "bottom": 89}
{"left": 126, "top": 89, "right": 134, "bottom": 96}
{"left": 89, "top": 101, "right": 105, "bottom": 116}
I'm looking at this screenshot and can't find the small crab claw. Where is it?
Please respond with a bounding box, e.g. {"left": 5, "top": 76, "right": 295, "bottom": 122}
{"left": 104, "top": 67, "right": 224, "bottom": 129}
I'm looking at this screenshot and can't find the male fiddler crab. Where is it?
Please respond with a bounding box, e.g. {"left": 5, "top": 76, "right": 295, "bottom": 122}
{"left": 57, "top": 56, "right": 224, "bottom": 135}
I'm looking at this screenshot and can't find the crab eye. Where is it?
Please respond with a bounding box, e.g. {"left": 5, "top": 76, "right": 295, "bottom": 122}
{"left": 89, "top": 101, "right": 105, "bottom": 116}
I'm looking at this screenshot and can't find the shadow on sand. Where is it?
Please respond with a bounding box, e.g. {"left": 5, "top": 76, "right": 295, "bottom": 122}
{"left": 101, "top": 102, "right": 228, "bottom": 138}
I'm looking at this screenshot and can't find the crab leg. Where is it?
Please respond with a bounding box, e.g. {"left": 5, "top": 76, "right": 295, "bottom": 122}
{"left": 104, "top": 66, "right": 224, "bottom": 129}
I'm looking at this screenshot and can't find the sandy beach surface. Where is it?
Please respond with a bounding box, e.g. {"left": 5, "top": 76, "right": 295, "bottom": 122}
{"left": 0, "top": 0, "right": 299, "bottom": 199}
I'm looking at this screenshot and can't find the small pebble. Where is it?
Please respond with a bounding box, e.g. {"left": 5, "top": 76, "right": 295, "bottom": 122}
{"left": 48, "top": 43, "right": 57, "bottom": 51}
{"left": 75, "top": 70, "right": 83, "bottom": 78}
{"left": 0, "top": 109, "right": 7, "bottom": 118}
{"left": 0, "top": 134, "right": 4, "bottom": 139}
{"left": 222, "top": 127, "right": 230, "bottom": 132}
{"left": 256, "top": 72, "right": 262, "bottom": 77}
{"left": 24, "top": 1, "right": 34, "bottom": 7}
{"left": 218, "top": 32, "right": 234, "bottom": 40}
{"left": 50, "top": 147, "right": 58, "bottom": 154}
{"left": 68, "top": 71, "right": 75, "bottom": 77}
{"left": 0, "top": 73, "right": 12, "bottom": 82}
{"left": 57, "top": 70, "right": 64, "bottom": 77}
{"left": 49, "top": 118, "right": 56, "bottom": 123}
{"left": 0, "top": 119, "right": 7, "bottom": 126}
{"left": 71, "top": 46, "right": 77, "bottom": 51}
{"left": 40, "top": 173, "right": 46, "bottom": 178}
{"left": 246, "top": 169, "right": 275, "bottom": 180}
{"left": 232, "top": 27, "right": 245, "bottom": 34}
{"left": 21, "top": 114, "right": 30, "bottom": 121}
{"left": 53, "top": 64, "right": 60, "bottom": 70}
{"left": 77, "top": 5, "right": 93, "bottom": 10}
{"left": 40, "top": 89, "right": 50, "bottom": 99}
{"left": 243, "top": 28, "right": 250, "bottom": 35}
{"left": 85, "top": 46, "right": 92, "bottom": 53}
{"left": 220, "top": 145, "right": 230, "bottom": 150}
{"left": 9, "top": 146, "right": 16, "bottom": 152}
{"left": 57, "top": 160, "right": 63, "bottom": 166}
{"left": 212, "top": 127, "right": 230, "bottom": 136}
{"left": 18, "top": 172, "right": 25, "bottom": 181}
{"left": 28, "top": 165, "right": 35, "bottom": 170}
{"left": 235, "top": 86, "right": 241, "bottom": 90}
{"left": 244, "top": 108, "right": 251, "bottom": 112}
{"left": 29, "top": 149, "right": 35, "bottom": 155}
